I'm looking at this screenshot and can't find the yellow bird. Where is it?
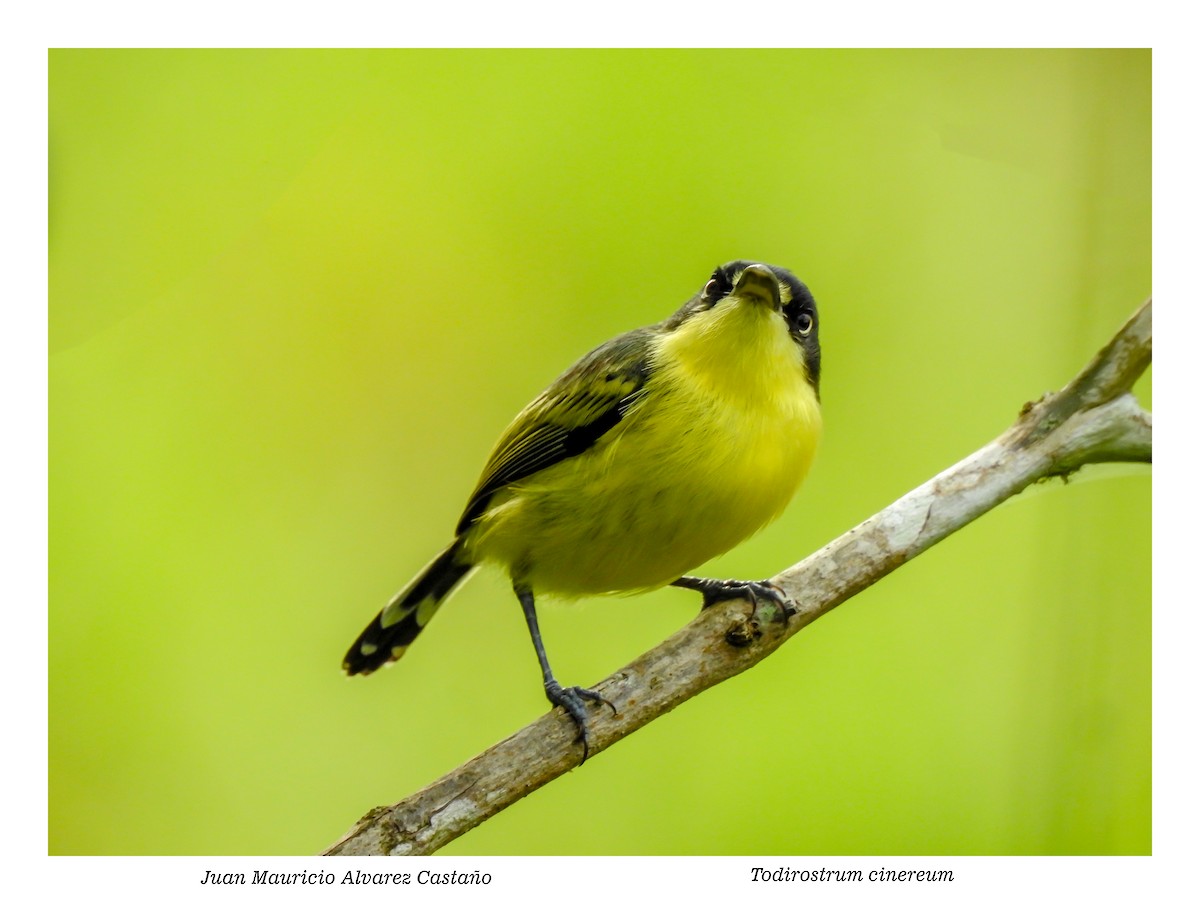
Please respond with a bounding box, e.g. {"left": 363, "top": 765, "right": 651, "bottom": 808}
{"left": 344, "top": 261, "right": 822, "bottom": 759}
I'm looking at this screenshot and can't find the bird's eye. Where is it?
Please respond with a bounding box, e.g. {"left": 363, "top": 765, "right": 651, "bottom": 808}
{"left": 702, "top": 278, "right": 720, "bottom": 299}
{"left": 795, "top": 313, "right": 814, "bottom": 336}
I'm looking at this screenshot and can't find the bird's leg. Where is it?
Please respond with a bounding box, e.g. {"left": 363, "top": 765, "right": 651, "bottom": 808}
{"left": 514, "top": 583, "right": 616, "bottom": 763}
{"left": 672, "top": 575, "right": 798, "bottom": 620}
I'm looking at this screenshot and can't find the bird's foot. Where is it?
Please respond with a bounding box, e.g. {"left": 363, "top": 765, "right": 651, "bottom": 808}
{"left": 544, "top": 681, "right": 616, "bottom": 763}
{"left": 673, "top": 575, "right": 797, "bottom": 621}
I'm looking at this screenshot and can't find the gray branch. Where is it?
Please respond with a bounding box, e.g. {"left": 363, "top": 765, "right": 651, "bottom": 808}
{"left": 325, "top": 298, "right": 1152, "bottom": 857}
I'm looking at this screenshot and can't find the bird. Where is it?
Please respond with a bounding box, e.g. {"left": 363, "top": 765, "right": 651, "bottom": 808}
{"left": 343, "top": 260, "right": 822, "bottom": 760}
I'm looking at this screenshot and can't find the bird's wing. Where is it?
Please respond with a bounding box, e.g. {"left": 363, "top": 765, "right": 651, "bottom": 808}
{"left": 456, "top": 327, "right": 654, "bottom": 535}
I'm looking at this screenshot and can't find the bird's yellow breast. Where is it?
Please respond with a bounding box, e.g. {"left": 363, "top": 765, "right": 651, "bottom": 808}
{"left": 466, "top": 298, "right": 822, "bottom": 596}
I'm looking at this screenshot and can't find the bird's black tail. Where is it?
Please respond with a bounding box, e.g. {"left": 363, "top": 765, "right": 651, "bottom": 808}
{"left": 343, "top": 540, "right": 474, "bottom": 676}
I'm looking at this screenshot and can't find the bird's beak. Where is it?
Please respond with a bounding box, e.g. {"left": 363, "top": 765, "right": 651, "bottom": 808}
{"left": 733, "top": 263, "right": 782, "bottom": 310}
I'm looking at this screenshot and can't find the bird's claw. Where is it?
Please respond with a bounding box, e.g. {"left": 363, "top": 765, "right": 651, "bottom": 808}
{"left": 544, "top": 681, "right": 616, "bottom": 763}
{"left": 678, "top": 576, "right": 797, "bottom": 621}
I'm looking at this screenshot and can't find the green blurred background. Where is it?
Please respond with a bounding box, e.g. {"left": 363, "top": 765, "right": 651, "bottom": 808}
{"left": 49, "top": 49, "right": 1151, "bottom": 855}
